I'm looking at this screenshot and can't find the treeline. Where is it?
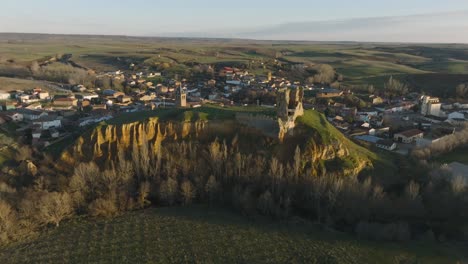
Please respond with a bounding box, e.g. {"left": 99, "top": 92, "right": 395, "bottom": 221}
{"left": 412, "top": 125, "right": 468, "bottom": 160}
{"left": 1, "top": 138, "right": 467, "bottom": 245}
{"left": 30, "top": 62, "right": 95, "bottom": 87}
{"left": 0, "top": 58, "right": 95, "bottom": 87}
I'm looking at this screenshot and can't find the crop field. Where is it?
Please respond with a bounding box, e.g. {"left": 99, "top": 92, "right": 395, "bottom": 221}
{"left": 0, "top": 206, "right": 464, "bottom": 264}
{"left": 0, "top": 77, "right": 65, "bottom": 92}
{"left": 1, "top": 34, "right": 468, "bottom": 93}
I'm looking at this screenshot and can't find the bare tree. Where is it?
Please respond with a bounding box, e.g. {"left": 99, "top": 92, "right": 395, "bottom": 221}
{"left": 159, "top": 177, "right": 178, "bottom": 205}
{"left": 180, "top": 180, "right": 195, "bottom": 205}
{"left": 0, "top": 200, "right": 17, "bottom": 243}
{"left": 205, "top": 175, "right": 219, "bottom": 204}
{"left": 37, "top": 192, "right": 74, "bottom": 227}
{"left": 88, "top": 197, "right": 118, "bottom": 217}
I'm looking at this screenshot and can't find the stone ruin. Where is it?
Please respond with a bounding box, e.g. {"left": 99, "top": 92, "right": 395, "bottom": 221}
{"left": 277, "top": 87, "right": 304, "bottom": 141}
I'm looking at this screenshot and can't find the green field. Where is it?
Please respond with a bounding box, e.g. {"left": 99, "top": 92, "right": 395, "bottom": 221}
{"left": 105, "top": 105, "right": 276, "bottom": 125}
{"left": 0, "top": 77, "right": 59, "bottom": 92}
{"left": 0, "top": 206, "right": 464, "bottom": 264}
{"left": 2, "top": 34, "right": 468, "bottom": 95}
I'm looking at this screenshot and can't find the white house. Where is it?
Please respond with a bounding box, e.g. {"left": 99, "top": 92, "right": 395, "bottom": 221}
{"left": 38, "top": 92, "right": 50, "bottom": 100}
{"left": 16, "top": 109, "right": 48, "bottom": 121}
{"left": 49, "top": 128, "right": 60, "bottom": 138}
{"left": 394, "top": 129, "right": 424, "bottom": 143}
{"left": 32, "top": 129, "right": 42, "bottom": 139}
{"left": 78, "top": 115, "right": 113, "bottom": 127}
{"left": 369, "top": 127, "right": 390, "bottom": 136}
{"left": 447, "top": 112, "right": 465, "bottom": 120}
{"left": 376, "top": 139, "right": 397, "bottom": 151}
{"left": 19, "top": 94, "right": 31, "bottom": 103}
{"left": 0, "top": 92, "right": 10, "bottom": 100}
{"left": 421, "top": 96, "right": 442, "bottom": 117}
{"left": 33, "top": 116, "right": 62, "bottom": 130}
{"left": 5, "top": 112, "right": 23, "bottom": 122}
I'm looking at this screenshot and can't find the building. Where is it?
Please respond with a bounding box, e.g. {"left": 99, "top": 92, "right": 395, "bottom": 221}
{"left": 3, "top": 112, "right": 23, "bottom": 122}
{"left": 32, "top": 116, "right": 62, "bottom": 130}
{"left": 369, "top": 127, "right": 390, "bottom": 136}
{"left": 0, "top": 92, "right": 10, "bottom": 100}
{"left": 316, "top": 88, "right": 343, "bottom": 98}
{"left": 54, "top": 97, "right": 78, "bottom": 107}
{"left": 394, "top": 129, "right": 424, "bottom": 143}
{"left": 118, "top": 95, "right": 132, "bottom": 104}
{"left": 32, "top": 129, "right": 42, "bottom": 139}
{"left": 78, "top": 115, "right": 113, "bottom": 127}
{"left": 421, "top": 96, "right": 442, "bottom": 117}
{"left": 75, "top": 93, "right": 99, "bottom": 101}
{"left": 38, "top": 92, "right": 50, "bottom": 100}
{"left": 16, "top": 108, "right": 48, "bottom": 121}
{"left": 376, "top": 139, "right": 397, "bottom": 151}
{"left": 49, "top": 128, "right": 60, "bottom": 138}
{"left": 370, "top": 95, "right": 384, "bottom": 105}
{"left": 354, "top": 135, "right": 382, "bottom": 144}
{"left": 447, "top": 112, "right": 465, "bottom": 120}
{"left": 72, "top": 85, "right": 87, "bottom": 92}
{"left": 175, "top": 85, "right": 187, "bottom": 107}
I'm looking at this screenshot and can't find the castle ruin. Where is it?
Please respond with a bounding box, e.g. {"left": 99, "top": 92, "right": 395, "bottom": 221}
{"left": 277, "top": 87, "right": 304, "bottom": 141}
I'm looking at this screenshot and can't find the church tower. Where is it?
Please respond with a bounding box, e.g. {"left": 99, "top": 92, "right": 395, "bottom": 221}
{"left": 176, "top": 85, "right": 187, "bottom": 107}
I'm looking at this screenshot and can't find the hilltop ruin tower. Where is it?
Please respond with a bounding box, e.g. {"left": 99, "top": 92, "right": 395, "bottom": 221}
{"left": 176, "top": 85, "right": 187, "bottom": 108}
{"left": 277, "top": 87, "right": 304, "bottom": 141}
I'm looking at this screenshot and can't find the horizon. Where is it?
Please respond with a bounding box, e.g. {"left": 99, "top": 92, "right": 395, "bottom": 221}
{"left": 1, "top": 0, "right": 468, "bottom": 43}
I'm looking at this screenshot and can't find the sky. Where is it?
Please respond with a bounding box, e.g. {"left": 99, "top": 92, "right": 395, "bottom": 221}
{"left": 1, "top": 0, "right": 468, "bottom": 42}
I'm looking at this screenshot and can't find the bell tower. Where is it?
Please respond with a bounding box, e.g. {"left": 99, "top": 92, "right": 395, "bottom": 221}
{"left": 176, "top": 85, "right": 187, "bottom": 107}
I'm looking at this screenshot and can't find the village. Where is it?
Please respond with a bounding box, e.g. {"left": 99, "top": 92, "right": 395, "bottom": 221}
{"left": 0, "top": 65, "right": 467, "bottom": 156}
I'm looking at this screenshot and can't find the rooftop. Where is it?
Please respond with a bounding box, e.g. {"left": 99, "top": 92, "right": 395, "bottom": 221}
{"left": 397, "top": 129, "right": 423, "bottom": 138}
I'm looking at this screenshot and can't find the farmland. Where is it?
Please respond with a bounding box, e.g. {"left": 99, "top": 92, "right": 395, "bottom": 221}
{"left": 0, "top": 206, "right": 464, "bottom": 264}
{"left": 1, "top": 34, "right": 468, "bottom": 97}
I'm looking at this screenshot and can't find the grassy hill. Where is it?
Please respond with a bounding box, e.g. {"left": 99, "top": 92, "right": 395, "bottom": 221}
{"left": 0, "top": 206, "right": 464, "bottom": 264}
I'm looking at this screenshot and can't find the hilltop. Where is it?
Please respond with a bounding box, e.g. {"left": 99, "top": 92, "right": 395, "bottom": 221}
{"left": 58, "top": 106, "right": 381, "bottom": 178}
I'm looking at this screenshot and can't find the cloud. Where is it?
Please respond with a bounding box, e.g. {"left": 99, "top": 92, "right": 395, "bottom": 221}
{"left": 163, "top": 11, "right": 468, "bottom": 43}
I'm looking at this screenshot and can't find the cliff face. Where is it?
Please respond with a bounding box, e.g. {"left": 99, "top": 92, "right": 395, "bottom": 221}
{"left": 61, "top": 115, "right": 372, "bottom": 178}
{"left": 62, "top": 117, "right": 207, "bottom": 164}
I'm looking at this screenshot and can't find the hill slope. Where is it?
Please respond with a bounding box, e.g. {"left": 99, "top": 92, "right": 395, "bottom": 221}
{"left": 0, "top": 206, "right": 462, "bottom": 264}
{"left": 58, "top": 107, "right": 377, "bottom": 178}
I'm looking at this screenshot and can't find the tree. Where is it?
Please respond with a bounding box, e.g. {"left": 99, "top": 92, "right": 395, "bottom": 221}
{"left": 29, "top": 61, "right": 40, "bottom": 75}
{"left": 15, "top": 145, "right": 32, "bottom": 161}
{"left": 180, "top": 180, "right": 196, "bottom": 205}
{"left": 293, "top": 146, "right": 301, "bottom": 180}
{"left": 456, "top": 83, "right": 468, "bottom": 98}
{"left": 384, "top": 76, "right": 408, "bottom": 99}
{"left": 159, "top": 177, "right": 178, "bottom": 205}
{"left": 137, "top": 181, "right": 151, "bottom": 208}
{"left": 257, "top": 190, "right": 275, "bottom": 215}
{"left": 0, "top": 200, "right": 17, "bottom": 243}
{"left": 37, "top": 192, "right": 74, "bottom": 227}
{"left": 312, "top": 64, "right": 335, "bottom": 84}
{"left": 367, "top": 85, "right": 375, "bottom": 95}
{"left": 88, "top": 197, "right": 118, "bottom": 217}
{"left": 205, "top": 175, "right": 219, "bottom": 204}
